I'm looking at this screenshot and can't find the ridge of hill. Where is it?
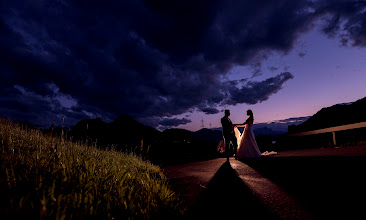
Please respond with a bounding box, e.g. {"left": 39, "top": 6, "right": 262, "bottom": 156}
{"left": 69, "top": 116, "right": 220, "bottom": 165}
{"left": 69, "top": 95, "right": 366, "bottom": 163}
{"left": 70, "top": 114, "right": 161, "bottom": 147}
{"left": 69, "top": 113, "right": 315, "bottom": 164}
{"left": 290, "top": 97, "right": 366, "bottom": 133}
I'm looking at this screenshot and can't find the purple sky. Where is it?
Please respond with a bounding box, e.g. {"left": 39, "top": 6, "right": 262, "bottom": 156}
{"left": 183, "top": 28, "right": 366, "bottom": 130}
{"left": 1, "top": 0, "right": 366, "bottom": 131}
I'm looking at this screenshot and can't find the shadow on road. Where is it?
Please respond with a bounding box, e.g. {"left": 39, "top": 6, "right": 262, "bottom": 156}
{"left": 187, "top": 160, "right": 279, "bottom": 219}
{"left": 241, "top": 156, "right": 366, "bottom": 219}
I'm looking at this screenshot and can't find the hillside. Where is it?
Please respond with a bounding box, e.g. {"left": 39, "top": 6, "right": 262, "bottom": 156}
{"left": 70, "top": 116, "right": 220, "bottom": 165}
{"left": 70, "top": 114, "right": 161, "bottom": 148}
{"left": 290, "top": 97, "right": 366, "bottom": 133}
{"left": 69, "top": 114, "right": 313, "bottom": 164}
{"left": 0, "top": 118, "right": 182, "bottom": 219}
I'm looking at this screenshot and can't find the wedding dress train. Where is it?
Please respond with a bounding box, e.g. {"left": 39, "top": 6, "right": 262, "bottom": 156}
{"left": 234, "top": 120, "right": 277, "bottom": 159}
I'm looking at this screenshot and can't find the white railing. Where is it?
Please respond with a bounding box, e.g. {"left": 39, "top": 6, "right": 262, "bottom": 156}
{"left": 287, "top": 121, "right": 366, "bottom": 145}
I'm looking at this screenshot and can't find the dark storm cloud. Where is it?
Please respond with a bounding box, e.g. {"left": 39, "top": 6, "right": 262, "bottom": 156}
{"left": 199, "top": 106, "right": 220, "bottom": 115}
{"left": 1, "top": 0, "right": 365, "bottom": 128}
{"left": 250, "top": 62, "right": 263, "bottom": 78}
{"left": 156, "top": 117, "right": 192, "bottom": 131}
{"left": 298, "top": 52, "right": 307, "bottom": 58}
{"left": 158, "top": 118, "right": 191, "bottom": 127}
{"left": 0, "top": 85, "right": 85, "bottom": 127}
{"left": 315, "top": 0, "right": 366, "bottom": 46}
{"left": 224, "top": 72, "right": 294, "bottom": 105}
{"left": 269, "top": 66, "right": 279, "bottom": 72}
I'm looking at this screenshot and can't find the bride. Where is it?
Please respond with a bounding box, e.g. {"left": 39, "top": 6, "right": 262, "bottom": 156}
{"left": 234, "top": 109, "right": 277, "bottom": 159}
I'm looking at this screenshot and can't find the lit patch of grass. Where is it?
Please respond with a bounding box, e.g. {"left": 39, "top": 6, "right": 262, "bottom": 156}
{"left": 0, "top": 118, "right": 183, "bottom": 219}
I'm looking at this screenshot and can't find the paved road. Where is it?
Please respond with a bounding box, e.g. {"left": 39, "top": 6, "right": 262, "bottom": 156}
{"left": 162, "top": 146, "right": 366, "bottom": 219}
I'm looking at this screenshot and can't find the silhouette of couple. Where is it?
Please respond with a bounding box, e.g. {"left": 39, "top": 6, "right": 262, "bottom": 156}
{"left": 221, "top": 109, "right": 276, "bottom": 160}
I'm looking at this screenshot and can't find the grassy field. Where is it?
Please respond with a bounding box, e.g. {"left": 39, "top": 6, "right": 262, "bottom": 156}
{"left": 0, "top": 118, "right": 183, "bottom": 219}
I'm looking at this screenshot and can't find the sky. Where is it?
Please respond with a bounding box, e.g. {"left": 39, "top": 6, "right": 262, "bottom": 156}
{"left": 1, "top": 0, "right": 366, "bottom": 131}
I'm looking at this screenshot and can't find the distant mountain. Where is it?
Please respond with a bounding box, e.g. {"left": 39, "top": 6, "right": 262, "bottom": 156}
{"left": 68, "top": 112, "right": 321, "bottom": 164}
{"left": 253, "top": 116, "right": 310, "bottom": 136}
{"left": 70, "top": 115, "right": 219, "bottom": 165}
{"left": 211, "top": 116, "right": 310, "bottom": 137}
{"left": 193, "top": 128, "right": 223, "bottom": 144}
{"left": 69, "top": 114, "right": 163, "bottom": 151}
{"left": 110, "top": 114, "right": 161, "bottom": 146}
{"left": 290, "top": 97, "right": 366, "bottom": 133}
{"left": 253, "top": 127, "right": 286, "bottom": 137}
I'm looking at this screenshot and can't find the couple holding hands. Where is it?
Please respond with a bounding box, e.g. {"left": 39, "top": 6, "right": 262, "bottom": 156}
{"left": 220, "top": 109, "right": 276, "bottom": 160}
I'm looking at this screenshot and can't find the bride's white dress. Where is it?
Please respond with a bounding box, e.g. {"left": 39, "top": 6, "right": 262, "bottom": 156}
{"left": 235, "top": 119, "right": 277, "bottom": 159}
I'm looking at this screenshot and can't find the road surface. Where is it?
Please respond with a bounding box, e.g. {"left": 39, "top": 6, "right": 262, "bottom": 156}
{"left": 162, "top": 145, "right": 366, "bottom": 219}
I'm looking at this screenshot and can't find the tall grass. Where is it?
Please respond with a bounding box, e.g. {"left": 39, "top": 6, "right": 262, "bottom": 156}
{"left": 0, "top": 118, "right": 183, "bottom": 219}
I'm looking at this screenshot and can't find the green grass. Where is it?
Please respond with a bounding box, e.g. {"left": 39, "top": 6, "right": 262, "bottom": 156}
{"left": 0, "top": 118, "right": 183, "bottom": 219}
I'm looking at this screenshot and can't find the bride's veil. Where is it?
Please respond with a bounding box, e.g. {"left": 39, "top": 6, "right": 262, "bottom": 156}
{"left": 234, "top": 127, "right": 243, "bottom": 147}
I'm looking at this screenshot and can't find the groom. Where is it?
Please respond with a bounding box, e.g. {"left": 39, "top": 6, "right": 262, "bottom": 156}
{"left": 221, "top": 109, "right": 238, "bottom": 161}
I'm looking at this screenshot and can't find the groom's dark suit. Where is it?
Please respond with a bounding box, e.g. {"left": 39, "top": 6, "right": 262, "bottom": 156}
{"left": 221, "top": 116, "right": 238, "bottom": 159}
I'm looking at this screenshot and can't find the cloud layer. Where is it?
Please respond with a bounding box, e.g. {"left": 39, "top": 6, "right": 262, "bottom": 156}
{"left": 0, "top": 0, "right": 365, "bottom": 128}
